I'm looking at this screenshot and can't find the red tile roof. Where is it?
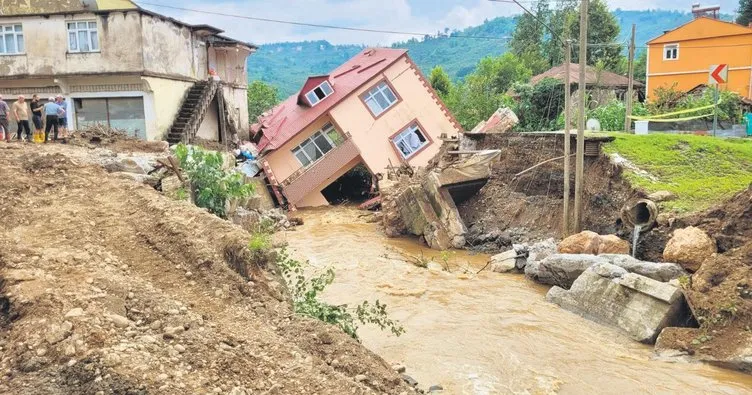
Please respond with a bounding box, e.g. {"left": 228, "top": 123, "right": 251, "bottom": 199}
{"left": 530, "top": 63, "right": 644, "bottom": 88}
{"left": 253, "top": 48, "right": 408, "bottom": 152}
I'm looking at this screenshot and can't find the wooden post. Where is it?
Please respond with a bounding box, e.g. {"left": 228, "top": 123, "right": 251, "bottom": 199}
{"left": 624, "top": 24, "right": 636, "bottom": 133}
{"left": 563, "top": 40, "right": 572, "bottom": 236}
{"left": 574, "top": 0, "right": 589, "bottom": 233}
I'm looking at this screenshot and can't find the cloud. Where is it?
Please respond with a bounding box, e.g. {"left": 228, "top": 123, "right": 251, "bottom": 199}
{"left": 137, "top": 0, "right": 740, "bottom": 45}
{"left": 138, "top": 0, "right": 516, "bottom": 45}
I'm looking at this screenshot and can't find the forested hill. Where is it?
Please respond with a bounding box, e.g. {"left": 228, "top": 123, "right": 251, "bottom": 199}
{"left": 247, "top": 10, "right": 700, "bottom": 98}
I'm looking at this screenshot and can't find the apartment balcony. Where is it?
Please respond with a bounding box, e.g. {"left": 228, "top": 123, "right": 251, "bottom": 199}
{"left": 281, "top": 138, "right": 361, "bottom": 205}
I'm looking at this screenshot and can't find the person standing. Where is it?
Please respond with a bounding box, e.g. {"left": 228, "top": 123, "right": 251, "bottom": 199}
{"left": 0, "top": 95, "right": 10, "bottom": 142}
{"left": 55, "top": 95, "right": 68, "bottom": 138}
{"left": 12, "top": 96, "right": 31, "bottom": 142}
{"left": 30, "top": 94, "right": 44, "bottom": 143}
{"left": 43, "top": 97, "right": 61, "bottom": 142}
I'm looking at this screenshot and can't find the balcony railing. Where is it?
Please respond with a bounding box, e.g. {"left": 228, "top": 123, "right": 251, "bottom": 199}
{"left": 281, "top": 138, "right": 361, "bottom": 205}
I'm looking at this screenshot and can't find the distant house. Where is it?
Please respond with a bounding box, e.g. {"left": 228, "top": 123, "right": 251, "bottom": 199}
{"left": 252, "top": 48, "right": 462, "bottom": 209}
{"left": 530, "top": 63, "right": 644, "bottom": 100}
{"left": 646, "top": 14, "right": 752, "bottom": 99}
{"left": 0, "top": 0, "right": 255, "bottom": 142}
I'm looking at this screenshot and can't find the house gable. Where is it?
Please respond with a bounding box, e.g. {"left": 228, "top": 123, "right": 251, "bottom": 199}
{"left": 648, "top": 17, "right": 752, "bottom": 45}
{"left": 297, "top": 75, "right": 331, "bottom": 106}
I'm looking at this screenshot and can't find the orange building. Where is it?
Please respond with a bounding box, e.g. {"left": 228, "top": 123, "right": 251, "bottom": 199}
{"left": 646, "top": 17, "right": 752, "bottom": 100}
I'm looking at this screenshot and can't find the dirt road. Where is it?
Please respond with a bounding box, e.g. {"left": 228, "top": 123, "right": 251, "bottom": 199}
{"left": 0, "top": 143, "right": 410, "bottom": 394}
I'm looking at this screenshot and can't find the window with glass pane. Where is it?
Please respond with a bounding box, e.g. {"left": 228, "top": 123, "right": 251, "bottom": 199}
{"left": 0, "top": 24, "right": 24, "bottom": 54}
{"left": 75, "top": 97, "right": 145, "bottom": 139}
{"left": 67, "top": 21, "right": 99, "bottom": 53}
{"left": 305, "top": 81, "right": 334, "bottom": 106}
{"left": 391, "top": 123, "right": 428, "bottom": 159}
{"left": 363, "top": 81, "right": 398, "bottom": 116}
{"left": 291, "top": 124, "right": 341, "bottom": 167}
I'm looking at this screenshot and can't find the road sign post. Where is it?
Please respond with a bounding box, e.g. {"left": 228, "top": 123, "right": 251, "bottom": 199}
{"left": 708, "top": 64, "right": 728, "bottom": 137}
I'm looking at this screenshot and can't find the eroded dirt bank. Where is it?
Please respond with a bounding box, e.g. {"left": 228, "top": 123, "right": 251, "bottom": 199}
{"left": 0, "top": 144, "right": 411, "bottom": 394}
{"left": 284, "top": 207, "right": 752, "bottom": 394}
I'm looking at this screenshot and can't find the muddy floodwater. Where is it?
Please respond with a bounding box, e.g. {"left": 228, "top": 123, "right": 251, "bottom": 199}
{"left": 283, "top": 207, "right": 752, "bottom": 394}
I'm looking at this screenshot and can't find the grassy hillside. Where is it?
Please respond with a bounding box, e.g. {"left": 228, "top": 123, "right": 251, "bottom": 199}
{"left": 604, "top": 133, "right": 752, "bottom": 213}
{"left": 247, "top": 10, "right": 709, "bottom": 98}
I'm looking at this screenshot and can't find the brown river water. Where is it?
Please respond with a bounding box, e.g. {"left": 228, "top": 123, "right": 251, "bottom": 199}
{"left": 282, "top": 207, "right": 752, "bottom": 394}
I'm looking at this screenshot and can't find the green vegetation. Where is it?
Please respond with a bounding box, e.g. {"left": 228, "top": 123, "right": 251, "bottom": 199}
{"left": 603, "top": 133, "right": 752, "bottom": 212}
{"left": 275, "top": 249, "right": 405, "bottom": 340}
{"left": 428, "top": 66, "right": 451, "bottom": 97}
{"left": 247, "top": 10, "right": 706, "bottom": 98}
{"left": 247, "top": 80, "right": 280, "bottom": 122}
{"left": 175, "top": 144, "right": 255, "bottom": 218}
{"left": 738, "top": 0, "right": 752, "bottom": 26}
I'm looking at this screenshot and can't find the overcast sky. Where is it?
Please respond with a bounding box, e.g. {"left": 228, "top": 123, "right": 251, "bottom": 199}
{"left": 135, "top": 0, "right": 740, "bottom": 45}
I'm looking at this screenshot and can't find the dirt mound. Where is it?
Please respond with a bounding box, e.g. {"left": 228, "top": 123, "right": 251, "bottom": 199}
{"left": 21, "top": 152, "right": 75, "bottom": 173}
{"left": 68, "top": 125, "right": 168, "bottom": 153}
{"left": 457, "top": 133, "right": 635, "bottom": 252}
{"left": 684, "top": 185, "right": 752, "bottom": 253}
{"left": 0, "top": 146, "right": 410, "bottom": 394}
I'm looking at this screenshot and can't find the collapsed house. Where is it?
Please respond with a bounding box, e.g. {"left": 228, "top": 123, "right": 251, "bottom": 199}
{"left": 0, "top": 0, "right": 255, "bottom": 143}
{"left": 251, "top": 48, "right": 462, "bottom": 209}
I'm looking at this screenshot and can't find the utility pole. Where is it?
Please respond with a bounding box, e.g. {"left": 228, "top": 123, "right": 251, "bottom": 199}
{"left": 624, "top": 24, "right": 636, "bottom": 133}
{"left": 563, "top": 40, "right": 572, "bottom": 236}
{"left": 574, "top": 0, "right": 589, "bottom": 233}
{"left": 713, "top": 85, "right": 719, "bottom": 137}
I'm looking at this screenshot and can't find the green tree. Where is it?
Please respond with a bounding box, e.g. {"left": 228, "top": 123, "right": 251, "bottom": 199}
{"left": 445, "top": 53, "right": 530, "bottom": 130}
{"left": 738, "top": 0, "right": 752, "bottom": 26}
{"left": 428, "top": 66, "right": 452, "bottom": 98}
{"left": 634, "top": 51, "right": 647, "bottom": 83}
{"left": 509, "top": 0, "right": 550, "bottom": 74}
{"left": 567, "top": 0, "right": 623, "bottom": 70}
{"left": 247, "top": 80, "right": 279, "bottom": 122}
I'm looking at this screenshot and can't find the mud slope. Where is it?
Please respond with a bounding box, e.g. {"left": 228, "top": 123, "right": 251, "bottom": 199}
{"left": 458, "top": 133, "right": 634, "bottom": 248}
{"left": 0, "top": 144, "right": 410, "bottom": 394}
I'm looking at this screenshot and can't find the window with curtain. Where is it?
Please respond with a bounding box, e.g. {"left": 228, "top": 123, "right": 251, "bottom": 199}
{"left": 362, "top": 81, "right": 398, "bottom": 116}
{"left": 0, "top": 24, "right": 24, "bottom": 54}
{"left": 68, "top": 21, "right": 99, "bottom": 53}
{"left": 392, "top": 123, "right": 428, "bottom": 159}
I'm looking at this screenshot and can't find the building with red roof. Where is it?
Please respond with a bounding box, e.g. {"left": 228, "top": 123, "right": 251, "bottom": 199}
{"left": 252, "top": 48, "right": 461, "bottom": 208}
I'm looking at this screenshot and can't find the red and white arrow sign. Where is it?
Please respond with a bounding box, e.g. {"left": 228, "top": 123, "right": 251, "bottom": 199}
{"left": 709, "top": 64, "right": 728, "bottom": 85}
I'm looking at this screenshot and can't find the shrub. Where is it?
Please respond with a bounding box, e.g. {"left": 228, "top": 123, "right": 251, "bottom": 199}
{"left": 276, "top": 249, "right": 405, "bottom": 340}
{"left": 174, "top": 143, "right": 255, "bottom": 218}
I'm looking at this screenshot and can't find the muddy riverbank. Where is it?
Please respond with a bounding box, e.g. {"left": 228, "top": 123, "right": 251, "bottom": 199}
{"left": 283, "top": 206, "right": 752, "bottom": 394}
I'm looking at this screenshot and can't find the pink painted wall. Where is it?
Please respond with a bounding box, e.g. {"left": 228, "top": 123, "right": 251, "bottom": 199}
{"left": 264, "top": 115, "right": 335, "bottom": 182}
{"left": 330, "top": 56, "right": 460, "bottom": 177}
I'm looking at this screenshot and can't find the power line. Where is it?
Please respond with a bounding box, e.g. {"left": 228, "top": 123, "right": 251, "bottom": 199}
{"left": 135, "top": 1, "right": 512, "bottom": 41}
{"left": 490, "top": 0, "right": 565, "bottom": 45}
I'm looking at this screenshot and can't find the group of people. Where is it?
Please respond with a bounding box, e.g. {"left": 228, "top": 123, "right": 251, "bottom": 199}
{"left": 0, "top": 94, "right": 68, "bottom": 143}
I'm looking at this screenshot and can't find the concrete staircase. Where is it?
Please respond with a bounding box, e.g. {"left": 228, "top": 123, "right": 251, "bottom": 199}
{"left": 166, "top": 80, "right": 220, "bottom": 144}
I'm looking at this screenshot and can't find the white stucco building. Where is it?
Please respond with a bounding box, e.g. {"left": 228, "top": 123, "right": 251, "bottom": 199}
{"left": 0, "top": 0, "right": 255, "bottom": 142}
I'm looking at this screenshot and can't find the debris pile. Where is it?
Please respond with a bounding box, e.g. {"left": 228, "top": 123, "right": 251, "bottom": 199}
{"left": 380, "top": 149, "right": 501, "bottom": 250}
{"left": 68, "top": 124, "right": 169, "bottom": 153}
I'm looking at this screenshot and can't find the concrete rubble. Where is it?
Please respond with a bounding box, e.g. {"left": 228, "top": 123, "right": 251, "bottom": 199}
{"left": 525, "top": 253, "right": 687, "bottom": 289}
{"left": 547, "top": 263, "right": 695, "bottom": 343}
{"left": 381, "top": 150, "right": 501, "bottom": 250}
{"left": 468, "top": 107, "right": 519, "bottom": 134}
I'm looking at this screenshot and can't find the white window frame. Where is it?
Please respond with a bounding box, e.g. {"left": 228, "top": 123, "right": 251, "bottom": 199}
{"left": 305, "top": 81, "right": 334, "bottom": 106}
{"left": 392, "top": 123, "right": 428, "bottom": 159}
{"left": 0, "top": 24, "right": 24, "bottom": 55}
{"left": 663, "top": 44, "right": 679, "bottom": 61}
{"left": 291, "top": 123, "right": 340, "bottom": 167}
{"left": 362, "top": 81, "right": 398, "bottom": 117}
{"left": 67, "top": 20, "right": 99, "bottom": 53}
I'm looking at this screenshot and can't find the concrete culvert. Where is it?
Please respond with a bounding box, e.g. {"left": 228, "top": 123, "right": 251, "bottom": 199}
{"left": 620, "top": 199, "right": 658, "bottom": 232}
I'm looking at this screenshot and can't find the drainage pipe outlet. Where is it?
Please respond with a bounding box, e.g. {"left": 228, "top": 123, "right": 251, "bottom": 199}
{"left": 620, "top": 199, "right": 658, "bottom": 232}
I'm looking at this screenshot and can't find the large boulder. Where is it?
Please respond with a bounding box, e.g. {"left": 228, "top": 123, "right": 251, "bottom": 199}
{"left": 597, "top": 235, "right": 630, "bottom": 255}
{"left": 557, "top": 231, "right": 601, "bottom": 254}
{"left": 648, "top": 190, "right": 677, "bottom": 202}
{"left": 663, "top": 226, "right": 716, "bottom": 272}
{"left": 527, "top": 254, "right": 604, "bottom": 288}
{"left": 526, "top": 254, "right": 687, "bottom": 288}
{"left": 599, "top": 254, "right": 686, "bottom": 283}
{"left": 490, "top": 250, "right": 521, "bottom": 273}
{"left": 547, "top": 263, "right": 693, "bottom": 343}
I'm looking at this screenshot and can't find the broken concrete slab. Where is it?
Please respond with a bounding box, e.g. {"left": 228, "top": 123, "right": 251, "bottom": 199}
{"left": 547, "top": 263, "right": 693, "bottom": 343}
{"left": 381, "top": 150, "right": 501, "bottom": 251}
{"left": 526, "top": 254, "right": 688, "bottom": 288}
{"left": 490, "top": 250, "right": 518, "bottom": 273}
{"left": 468, "top": 107, "right": 518, "bottom": 134}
